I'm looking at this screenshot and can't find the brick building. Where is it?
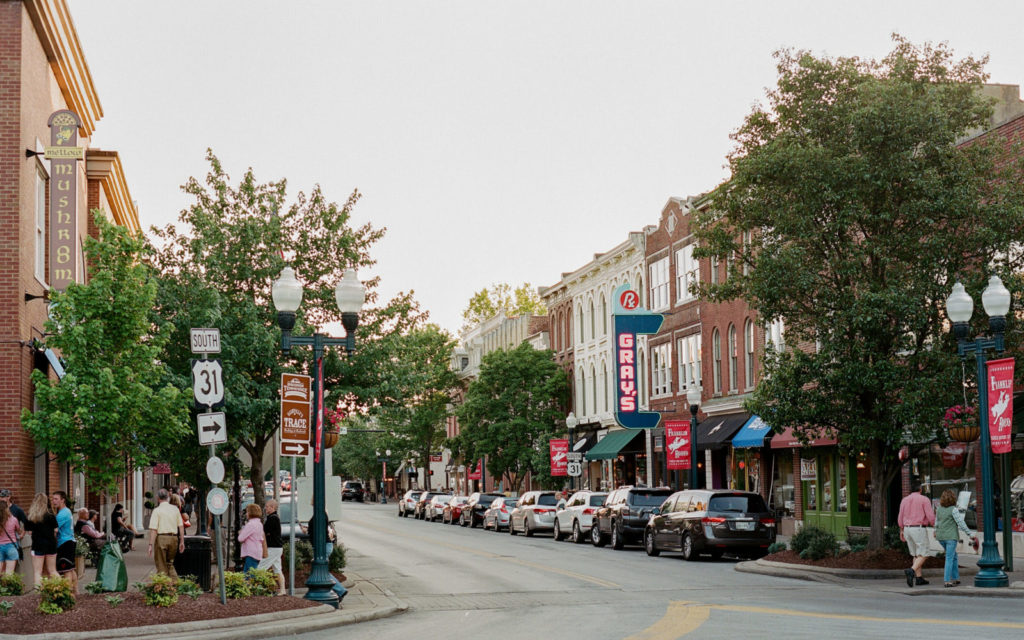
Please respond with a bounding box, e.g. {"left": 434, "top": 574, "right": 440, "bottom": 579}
{"left": 1, "top": 0, "right": 143, "bottom": 523}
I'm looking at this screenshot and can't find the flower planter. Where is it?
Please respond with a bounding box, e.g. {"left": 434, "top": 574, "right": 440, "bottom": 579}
{"left": 947, "top": 425, "right": 980, "bottom": 442}
{"left": 324, "top": 432, "right": 339, "bottom": 448}
{"left": 943, "top": 405, "right": 979, "bottom": 443}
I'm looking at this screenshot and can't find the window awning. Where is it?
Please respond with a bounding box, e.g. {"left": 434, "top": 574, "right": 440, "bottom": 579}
{"left": 697, "top": 413, "right": 750, "bottom": 450}
{"left": 44, "top": 349, "right": 65, "bottom": 380}
{"left": 732, "top": 415, "right": 773, "bottom": 449}
{"left": 769, "top": 426, "right": 837, "bottom": 449}
{"left": 570, "top": 432, "right": 597, "bottom": 455}
{"left": 585, "top": 429, "right": 643, "bottom": 461}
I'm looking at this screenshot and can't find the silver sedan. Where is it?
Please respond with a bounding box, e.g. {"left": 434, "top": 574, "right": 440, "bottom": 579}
{"left": 482, "top": 497, "right": 512, "bottom": 531}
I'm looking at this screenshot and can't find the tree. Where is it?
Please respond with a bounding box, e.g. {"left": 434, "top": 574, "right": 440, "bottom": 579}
{"left": 461, "top": 283, "right": 546, "bottom": 330}
{"left": 23, "top": 212, "right": 190, "bottom": 496}
{"left": 455, "top": 342, "right": 568, "bottom": 493}
{"left": 693, "top": 37, "right": 1024, "bottom": 548}
{"left": 151, "top": 151, "right": 422, "bottom": 507}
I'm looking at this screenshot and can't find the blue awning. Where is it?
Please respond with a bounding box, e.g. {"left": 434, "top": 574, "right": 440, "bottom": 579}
{"left": 732, "top": 415, "right": 772, "bottom": 448}
{"left": 44, "top": 349, "right": 65, "bottom": 379}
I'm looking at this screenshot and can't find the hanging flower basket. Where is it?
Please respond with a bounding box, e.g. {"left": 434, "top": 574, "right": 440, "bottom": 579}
{"left": 943, "top": 405, "right": 979, "bottom": 442}
{"left": 321, "top": 407, "right": 346, "bottom": 449}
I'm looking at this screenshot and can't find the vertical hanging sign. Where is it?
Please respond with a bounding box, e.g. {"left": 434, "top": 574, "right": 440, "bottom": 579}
{"left": 987, "top": 357, "right": 1015, "bottom": 454}
{"left": 315, "top": 357, "right": 325, "bottom": 463}
{"left": 665, "top": 420, "right": 691, "bottom": 470}
{"left": 613, "top": 283, "right": 664, "bottom": 429}
{"left": 45, "top": 110, "right": 83, "bottom": 291}
{"left": 550, "top": 439, "right": 568, "bottom": 476}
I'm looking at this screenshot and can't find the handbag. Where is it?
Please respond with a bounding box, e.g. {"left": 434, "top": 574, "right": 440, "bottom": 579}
{"left": 261, "top": 536, "right": 269, "bottom": 559}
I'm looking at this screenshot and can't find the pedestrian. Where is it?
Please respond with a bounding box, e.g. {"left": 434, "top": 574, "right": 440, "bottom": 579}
{"left": 897, "top": 480, "right": 935, "bottom": 587}
{"left": 257, "top": 499, "right": 286, "bottom": 595}
{"left": 26, "top": 492, "right": 57, "bottom": 588}
{"left": 111, "top": 503, "right": 138, "bottom": 551}
{"left": 0, "top": 498, "right": 24, "bottom": 575}
{"left": 147, "top": 488, "right": 185, "bottom": 579}
{"left": 51, "top": 491, "right": 78, "bottom": 593}
{"left": 237, "top": 503, "right": 265, "bottom": 574}
{"left": 0, "top": 489, "right": 27, "bottom": 529}
{"left": 935, "top": 489, "right": 976, "bottom": 588}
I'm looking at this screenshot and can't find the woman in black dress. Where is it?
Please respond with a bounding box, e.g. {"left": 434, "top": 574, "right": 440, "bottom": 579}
{"left": 26, "top": 493, "right": 57, "bottom": 588}
{"left": 110, "top": 504, "right": 137, "bottom": 551}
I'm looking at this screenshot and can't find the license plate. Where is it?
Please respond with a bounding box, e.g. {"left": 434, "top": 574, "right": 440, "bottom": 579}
{"left": 735, "top": 521, "right": 755, "bottom": 531}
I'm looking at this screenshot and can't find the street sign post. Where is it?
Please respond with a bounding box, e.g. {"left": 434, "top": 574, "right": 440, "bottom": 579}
{"left": 281, "top": 441, "right": 310, "bottom": 457}
{"left": 197, "top": 412, "right": 227, "bottom": 445}
{"left": 206, "top": 456, "right": 225, "bottom": 484}
{"left": 190, "top": 328, "right": 221, "bottom": 354}
{"left": 280, "top": 373, "right": 312, "bottom": 457}
{"left": 191, "top": 359, "right": 225, "bottom": 408}
{"left": 566, "top": 452, "right": 583, "bottom": 477}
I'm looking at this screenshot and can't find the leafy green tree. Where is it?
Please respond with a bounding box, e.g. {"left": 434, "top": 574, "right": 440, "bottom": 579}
{"left": 455, "top": 343, "right": 568, "bottom": 493}
{"left": 693, "top": 37, "right": 1024, "bottom": 548}
{"left": 461, "top": 283, "right": 546, "bottom": 331}
{"left": 23, "top": 212, "right": 190, "bottom": 496}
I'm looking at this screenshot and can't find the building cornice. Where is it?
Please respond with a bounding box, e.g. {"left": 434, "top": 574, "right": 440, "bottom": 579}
{"left": 86, "top": 149, "right": 140, "bottom": 233}
{"left": 24, "top": 0, "right": 103, "bottom": 136}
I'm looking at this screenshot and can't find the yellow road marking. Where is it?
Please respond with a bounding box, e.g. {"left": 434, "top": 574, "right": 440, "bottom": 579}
{"left": 345, "top": 517, "right": 621, "bottom": 589}
{"left": 626, "top": 601, "right": 710, "bottom": 640}
{"left": 710, "top": 603, "right": 1024, "bottom": 629}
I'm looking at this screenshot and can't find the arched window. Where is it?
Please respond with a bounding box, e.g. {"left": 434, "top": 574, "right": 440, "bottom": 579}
{"left": 578, "top": 306, "right": 584, "bottom": 343}
{"left": 745, "top": 319, "right": 755, "bottom": 388}
{"left": 728, "top": 324, "right": 738, "bottom": 392}
{"left": 578, "top": 370, "right": 586, "bottom": 416}
{"left": 589, "top": 299, "right": 595, "bottom": 340}
{"left": 601, "top": 294, "right": 608, "bottom": 335}
{"left": 602, "top": 360, "right": 609, "bottom": 412}
{"left": 712, "top": 329, "right": 722, "bottom": 394}
{"left": 590, "top": 365, "right": 597, "bottom": 415}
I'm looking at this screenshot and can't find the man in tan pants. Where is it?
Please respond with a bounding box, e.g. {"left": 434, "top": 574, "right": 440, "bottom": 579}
{"left": 147, "top": 488, "right": 184, "bottom": 578}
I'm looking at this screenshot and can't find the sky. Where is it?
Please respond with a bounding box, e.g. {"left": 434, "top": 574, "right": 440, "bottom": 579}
{"left": 68, "top": 1, "right": 1024, "bottom": 336}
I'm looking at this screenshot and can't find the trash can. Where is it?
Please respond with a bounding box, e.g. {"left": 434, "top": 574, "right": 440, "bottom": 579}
{"left": 174, "top": 535, "right": 212, "bottom": 591}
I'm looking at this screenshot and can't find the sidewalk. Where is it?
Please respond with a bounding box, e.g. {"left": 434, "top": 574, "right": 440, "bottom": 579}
{"left": 12, "top": 540, "right": 407, "bottom": 640}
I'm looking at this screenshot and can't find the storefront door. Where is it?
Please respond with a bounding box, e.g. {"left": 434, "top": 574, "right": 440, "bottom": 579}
{"left": 802, "top": 452, "right": 852, "bottom": 537}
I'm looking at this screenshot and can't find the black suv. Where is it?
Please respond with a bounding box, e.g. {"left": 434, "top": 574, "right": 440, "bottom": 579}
{"left": 643, "top": 489, "right": 775, "bottom": 560}
{"left": 591, "top": 486, "right": 673, "bottom": 550}
{"left": 342, "top": 481, "right": 365, "bottom": 502}
{"left": 462, "top": 492, "right": 505, "bottom": 528}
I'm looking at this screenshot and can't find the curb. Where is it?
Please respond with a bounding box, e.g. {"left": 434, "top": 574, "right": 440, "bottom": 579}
{"left": 743, "top": 558, "right": 978, "bottom": 580}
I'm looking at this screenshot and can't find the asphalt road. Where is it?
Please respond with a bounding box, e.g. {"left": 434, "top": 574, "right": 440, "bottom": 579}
{"left": 297, "top": 502, "right": 1024, "bottom": 640}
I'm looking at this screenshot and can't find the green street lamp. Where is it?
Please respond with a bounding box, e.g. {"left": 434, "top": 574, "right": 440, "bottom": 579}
{"left": 687, "top": 385, "right": 702, "bottom": 490}
{"left": 273, "top": 266, "right": 365, "bottom": 607}
{"left": 566, "top": 411, "right": 578, "bottom": 491}
{"left": 945, "top": 275, "right": 1011, "bottom": 588}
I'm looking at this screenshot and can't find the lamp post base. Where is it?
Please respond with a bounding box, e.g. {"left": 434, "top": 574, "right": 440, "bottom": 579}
{"left": 304, "top": 562, "right": 340, "bottom": 608}
{"left": 975, "top": 550, "right": 1009, "bottom": 588}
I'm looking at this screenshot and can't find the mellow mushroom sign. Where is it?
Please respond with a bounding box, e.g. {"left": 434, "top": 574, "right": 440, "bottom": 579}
{"left": 613, "top": 283, "right": 664, "bottom": 430}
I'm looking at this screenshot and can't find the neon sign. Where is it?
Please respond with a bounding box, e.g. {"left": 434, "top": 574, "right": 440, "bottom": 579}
{"left": 612, "top": 283, "right": 664, "bottom": 429}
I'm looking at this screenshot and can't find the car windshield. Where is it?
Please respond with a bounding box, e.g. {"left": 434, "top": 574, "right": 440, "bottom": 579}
{"left": 537, "top": 494, "right": 558, "bottom": 506}
{"left": 409, "top": 492, "right": 421, "bottom": 500}
{"left": 631, "top": 491, "right": 671, "bottom": 506}
{"left": 480, "top": 494, "right": 504, "bottom": 503}
{"left": 589, "top": 495, "right": 607, "bottom": 506}
{"left": 347, "top": 483, "right": 362, "bottom": 490}
{"left": 709, "top": 494, "right": 769, "bottom": 513}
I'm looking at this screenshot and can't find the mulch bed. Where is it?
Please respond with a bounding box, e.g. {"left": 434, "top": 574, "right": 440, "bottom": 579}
{"left": 286, "top": 569, "right": 346, "bottom": 589}
{"left": 0, "top": 591, "right": 322, "bottom": 636}
{"left": 764, "top": 548, "right": 945, "bottom": 570}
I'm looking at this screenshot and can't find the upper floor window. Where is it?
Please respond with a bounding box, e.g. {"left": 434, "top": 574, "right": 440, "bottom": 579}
{"left": 710, "top": 255, "right": 719, "bottom": 285}
{"left": 712, "top": 329, "right": 722, "bottom": 394}
{"left": 675, "top": 244, "right": 698, "bottom": 302}
{"left": 649, "top": 257, "right": 670, "bottom": 311}
{"left": 578, "top": 306, "right": 584, "bottom": 343}
{"left": 745, "top": 320, "right": 755, "bottom": 388}
{"left": 677, "top": 334, "right": 701, "bottom": 391}
{"left": 589, "top": 299, "right": 595, "bottom": 341}
{"left": 651, "top": 343, "right": 672, "bottom": 397}
{"left": 741, "top": 231, "right": 753, "bottom": 276}
{"left": 601, "top": 295, "right": 608, "bottom": 335}
{"left": 728, "top": 324, "right": 738, "bottom": 392}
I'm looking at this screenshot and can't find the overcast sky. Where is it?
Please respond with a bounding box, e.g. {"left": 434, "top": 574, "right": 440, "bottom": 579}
{"left": 69, "top": 1, "right": 1024, "bottom": 336}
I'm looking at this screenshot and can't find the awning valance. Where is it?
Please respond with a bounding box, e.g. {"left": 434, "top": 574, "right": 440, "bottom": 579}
{"left": 769, "top": 426, "right": 837, "bottom": 449}
{"left": 697, "top": 413, "right": 749, "bottom": 450}
{"left": 732, "top": 415, "right": 772, "bottom": 448}
{"left": 586, "top": 429, "right": 643, "bottom": 461}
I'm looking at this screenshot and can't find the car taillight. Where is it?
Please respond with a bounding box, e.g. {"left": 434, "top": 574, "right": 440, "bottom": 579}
{"left": 621, "top": 508, "right": 632, "bottom": 517}
{"left": 760, "top": 517, "right": 776, "bottom": 527}
{"left": 582, "top": 508, "right": 595, "bottom": 515}
{"left": 534, "top": 508, "right": 552, "bottom": 514}
{"left": 702, "top": 517, "right": 726, "bottom": 524}
{"left": 500, "top": 506, "right": 508, "bottom": 513}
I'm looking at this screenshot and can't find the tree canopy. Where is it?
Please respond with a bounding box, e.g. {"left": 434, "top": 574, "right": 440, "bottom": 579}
{"left": 461, "top": 283, "right": 546, "bottom": 330}
{"left": 693, "top": 36, "right": 1024, "bottom": 547}
{"left": 23, "top": 212, "right": 190, "bottom": 496}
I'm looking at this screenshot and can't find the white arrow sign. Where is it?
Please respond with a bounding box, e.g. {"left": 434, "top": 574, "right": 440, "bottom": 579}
{"left": 197, "top": 412, "right": 227, "bottom": 445}
{"left": 280, "top": 440, "right": 310, "bottom": 457}
{"left": 192, "top": 359, "right": 225, "bottom": 408}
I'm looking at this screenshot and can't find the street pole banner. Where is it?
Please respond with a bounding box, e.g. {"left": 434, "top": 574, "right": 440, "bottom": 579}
{"left": 315, "top": 357, "right": 325, "bottom": 463}
{"left": 468, "top": 460, "right": 482, "bottom": 480}
{"left": 280, "top": 373, "right": 311, "bottom": 458}
{"left": 987, "top": 357, "right": 1015, "bottom": 454}
{"left": 612, "top": 283, "right": 665, "bottom": 430}
{"left": 665, "top": 420, "right": 691, "bottom": 470}
{"left": 46, "top": 110, "right": 82, "bottom": 291}
{"left": 550, "top": 439, "right": 568, "bottom": 476}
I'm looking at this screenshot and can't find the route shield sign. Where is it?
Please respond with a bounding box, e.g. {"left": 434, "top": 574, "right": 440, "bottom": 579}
{"left": 192, "top": 359, "right": 225, "bottom": 408}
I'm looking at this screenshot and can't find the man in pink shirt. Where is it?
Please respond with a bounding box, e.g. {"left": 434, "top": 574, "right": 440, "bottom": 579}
{"left": 898, "top": 481, "right": 936, "bottom": 587}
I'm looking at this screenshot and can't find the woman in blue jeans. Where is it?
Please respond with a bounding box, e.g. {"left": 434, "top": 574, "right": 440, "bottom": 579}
{"left": 934, "top": 489, "right": 976, "bottom": 588}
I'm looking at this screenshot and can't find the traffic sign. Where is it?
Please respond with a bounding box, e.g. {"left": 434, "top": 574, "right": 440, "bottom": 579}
{"left": 566, "top": 452, "right": 583, "bottom": 463}
{"left": 197, "top": 412, "right": 227, "bottom": 445}
{"left": 280, "top": 440, "right": 310, "bottom": 457}
{"left": 567, "top": 462, "right": 583, "bottom": 477}
{"left": 192, "top": 359, "right": 225, "bottom": 408}
{"left": 190, "top": 328, "right": 221, "bottom": 354}
{"left": 206, "top": 456, "right": 225, "bottom": 484}
{"left": 207, "top": 488, "right": 229, "bottom": 516}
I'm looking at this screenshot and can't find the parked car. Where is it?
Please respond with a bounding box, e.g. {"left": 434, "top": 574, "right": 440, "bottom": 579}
{"left": 643, "top": 489, "right": 776, "bottom": 560}
{"left": 462, "top": 492, "right": 505, "bottom": 528}
{"left": 398, "top": 490, "right": 422, "bottom": 517}
{"left": 553, "top": 490, "right": 608, "bottom": 543}
{"left": 276, "top": 500, "right": 338, "bottom": 544}
{"left": 442, "top": 496, "right": 469, "bottom": 525}
{"left": 342, "top": 481, "right": 365, "bottom": 502}
{"left": 483, "top": 497, "right": 512, "bottom": 531}
{"left": 414, "top": 491, "right": 445, "bottom": 520}
{"left": 509, "top": 491, "right": 559, "bottom": 536}
{"left": 425, "top": 494, "right": 453, "bottom": 521}
{"left": 592, "top": 486, "right": 673, "bottom": 549}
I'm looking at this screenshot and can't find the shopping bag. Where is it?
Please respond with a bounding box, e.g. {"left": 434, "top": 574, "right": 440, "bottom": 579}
{"left": 96, "top": 540, "right": 128, "bottom": 592}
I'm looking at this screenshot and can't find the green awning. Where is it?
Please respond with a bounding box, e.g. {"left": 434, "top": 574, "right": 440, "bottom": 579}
{"left": 586, "top": 429, "right": 643, "bottom": 461}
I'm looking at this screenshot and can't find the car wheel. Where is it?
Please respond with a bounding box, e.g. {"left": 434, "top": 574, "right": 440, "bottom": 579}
{"left": 645, "top": 529, "right": 660, "bottom": 557}
{"left": 460, "top": 513, "right": 468, "bottom": 527}
{"left": 611, "top": 521, "right": 624, "bottom": 550}
{"left": 572, "top": 520, "right": 584, "bottom": 544}
{"left": 524, "top": 520, "right": 534, "bottom": 537}
{"left": 553, "top": 520, "right": 563, "bottom": 541}
{"left": 681, "top": 534, "right": 696, "bottom": 561}
{"left": 469, "top": 514, "right": 477, "bottom": 528}
{"left": 509, "top": 519, "right": 517, "bottom": 535}
{"left": 591, "top": 521, "right": 607, "bottom": 547}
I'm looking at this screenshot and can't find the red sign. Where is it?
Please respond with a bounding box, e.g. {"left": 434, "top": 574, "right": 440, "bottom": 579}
{"left": 152, "top": 463, "right": 172, "bottom": 475}
{"left": 987, "top": 357, "right": 1014, "bottom": 454}
{"left": 550, "top": 439, "right": 569, "bottom": 476}
{"left": 467, "top": 460, "right": 483, "bottom": 480}
{"left": 619, "top": 289, "right": 640, "bottom": 310}
{"left": 430, "top": 454, "right": 443, "bottom": 462}
{"left": 940, "top": 442, "right": 967, "bottom": 468}
{"left": 665, "top": 421, "right": 691, "bottom": 470}
{"left": 315, "top": 357, "right": 325, "bottom": 463}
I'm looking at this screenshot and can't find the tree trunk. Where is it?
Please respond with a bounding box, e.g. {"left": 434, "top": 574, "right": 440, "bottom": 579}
{"left": 867, "top": 438, "right": 899, "bottom": 550}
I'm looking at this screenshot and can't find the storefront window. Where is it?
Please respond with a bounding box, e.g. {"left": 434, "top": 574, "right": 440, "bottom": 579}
{"left": 773, "top": 455, "right": 794, "bottom": 516}
{"left": 821, "top": 455, "right": 832, "bottom": 512}
{"left": 838, "top": 456, "right": 848, "bottom": 512}
{"left": 856, "top": 457, "right": 871, "bottom": 513}
{"left": 806, "top": 477, "right": 817, "bottom": 511}
{"left": 914, "top": 442, "right": 977, "bottom": 527}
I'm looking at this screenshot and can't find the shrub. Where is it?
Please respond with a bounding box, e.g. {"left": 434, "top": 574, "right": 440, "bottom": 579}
{"left": 847, "top": 534, "right": 870, "bottom": 553}
{"left": 0, "top": 573, "right": 24, "bottom": 597}
{"left": 176, "top": 576, "right": 203, "bottom": 600}
{"left": 105, "top": 595, "right": 124, "bottom": 608}
{"left": 84, "top": 581, "right": 105, "bottom": 595}
{"left": 145, "top": 491, "right": 154, "bottom": 499}
{"left": 144, "top": 500, "right": 156, "bottom": 510}
{"left": 790, "top": 526, "right": 837, "bottom": 561}
{"left": 223, "top": 572, "right": 251, "bottom": 599}
{"left": 0, "top": 601, "right": 12, "bottom": 617}
{"left": 75, "top": 535, "right": 91, "bottom": 558}
{"left": 329, "top": 543, "right": 346, "bottom": 572}
{"left": 37, "top": 576, "right": 74, "bottom": 614}
{"left": 884, "top": 525, "right": 910, "bottom": 555}
{"left": 246, "top": 569, "right": 277, "bottom": 596}
{"left": 766, "top": 542, "right": 788, "bottom": 554}
{"left": 138, "top": 573, "right": 179, "bottom": 607}
{"left": 283, "top": 540, "right": 313, "bottom": 570}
